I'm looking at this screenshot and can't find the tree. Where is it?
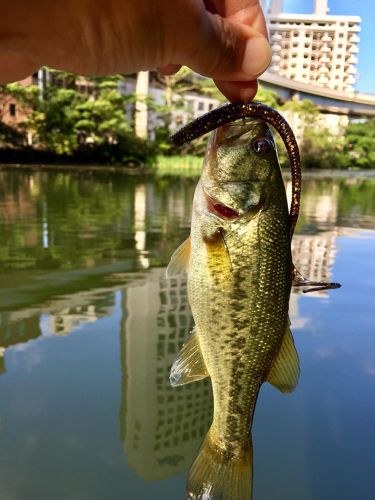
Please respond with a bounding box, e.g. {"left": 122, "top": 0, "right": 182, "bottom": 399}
{"left": 74, "top": 77, "right": 132, "bottom": 146}
{"left": 254, "top": 85, "right": 278, "bottom": 108}
{"left": 344, "top": 118, "right": 375, "bottom": 169}
{"left": 29, "top": 85, "right": 84, "bottom": 154}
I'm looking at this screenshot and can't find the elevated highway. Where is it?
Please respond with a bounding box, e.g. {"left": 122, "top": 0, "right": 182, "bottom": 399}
{"left": 259, "top": 71, "right": 375, "bottom": 117}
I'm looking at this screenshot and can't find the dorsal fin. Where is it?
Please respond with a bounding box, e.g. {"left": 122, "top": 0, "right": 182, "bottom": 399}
{"left": 170, "top": 327, "right": 209, "bottom": 386}
{"left": 166, "top": 237, "right": 191, "bottom": 279}
{"left": 267, "top": 322, "right": 300, "bottom": 393}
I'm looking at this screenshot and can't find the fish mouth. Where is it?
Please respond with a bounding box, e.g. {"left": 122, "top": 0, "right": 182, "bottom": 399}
{"left": 205, "top": 193, "right": 240, "bottom": 221}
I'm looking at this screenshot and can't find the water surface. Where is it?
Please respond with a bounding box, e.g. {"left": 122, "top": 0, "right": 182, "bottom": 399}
{"left": 0, "top": 169, "right": 374, "bottom": 500}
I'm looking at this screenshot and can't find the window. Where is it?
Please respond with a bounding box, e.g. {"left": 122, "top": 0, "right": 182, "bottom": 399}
{"left": 9, "top": 103, "right": 16, "bottom": 117}
{"left": 198, "top": 102, "right": 204, "bottom": 111}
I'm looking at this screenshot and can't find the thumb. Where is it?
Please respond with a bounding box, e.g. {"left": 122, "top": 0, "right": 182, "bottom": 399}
{"left": 183, "top": 13, "right": 271, "bottom": 82}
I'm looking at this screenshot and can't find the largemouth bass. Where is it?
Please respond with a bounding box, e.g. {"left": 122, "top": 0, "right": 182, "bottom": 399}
{"left": 167, "top": 103, "right": 340, "bottom": 500}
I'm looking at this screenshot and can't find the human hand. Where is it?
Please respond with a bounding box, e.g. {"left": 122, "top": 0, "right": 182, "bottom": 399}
{"left": 0, "top": 0, "right": 271, "bottom": 102}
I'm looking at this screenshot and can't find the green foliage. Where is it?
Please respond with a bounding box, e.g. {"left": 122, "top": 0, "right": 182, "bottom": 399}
{"left": 344, "top": 118, "right": 375, "bottom": 169}
{"left": 74, "top": 84, "right": 131, "bottom": 146}
{"left": 0, "top": 72, "right": 156, "bottom": 165}
{"left": 280, "top": 98, "right": 319, "bottom": 116}
{"left": 275, "top": 99, "right": 348, "bottom": 170}
{"left": 1, "top": 71, "right": 375, "bottom": 170}
{"left": 31, "top": 86, "right": 84, "bottom": 154}
{"left": 255, "top": 86, "right": 278, "bottom": 108}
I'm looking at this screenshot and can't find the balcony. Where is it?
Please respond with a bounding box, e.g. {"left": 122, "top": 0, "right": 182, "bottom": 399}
{"left": 319, "top": 56, "right": 330, "bottom": 64}
{"left": 321, "top": 34, "right": 332, "bottom": 43}
{"left": 320, "top": 45, "right": 331, "bottom": 53}
{"left": 317, "top": 76, "right": 329, "bottom": 85}
{"left": 346, "top": 55, "right": 358, "bottom": 64}
{"left": 271, "top": 33, "right": 282, "bottom": 42}
{"left": 350, "top": 34, "right": 360, "bottom": 43}
{"left": 349, "top": 46, "right": 359, "bottom": 54}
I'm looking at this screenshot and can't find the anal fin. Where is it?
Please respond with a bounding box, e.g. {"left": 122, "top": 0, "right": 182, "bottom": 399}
{"left": 267, "top": 321, "right": 300, "bottom": 393}
{"left": 170, "top": 328, "right": 209, "bottom": 386}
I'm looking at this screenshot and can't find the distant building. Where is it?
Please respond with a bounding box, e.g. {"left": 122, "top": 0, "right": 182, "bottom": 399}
{"left": 0, "top": 74, "right": 37, "bottom": 132}
{"left": 266, "top": 0, "right": 361, "bottom": 92}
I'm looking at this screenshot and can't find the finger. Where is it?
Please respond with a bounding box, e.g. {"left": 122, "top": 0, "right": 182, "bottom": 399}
{"left": 182, "top": 13, "right": 271, "bottom": 82}
{"left": 157, "top": 63, "right": 182, "bottom": 75}
{"left": 213, "top": 79, "right": 258, "bottom": 102}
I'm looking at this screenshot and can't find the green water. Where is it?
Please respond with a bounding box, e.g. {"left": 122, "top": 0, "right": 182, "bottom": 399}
{"left": 0, "top": 168, "right": 375, "bottom": 500}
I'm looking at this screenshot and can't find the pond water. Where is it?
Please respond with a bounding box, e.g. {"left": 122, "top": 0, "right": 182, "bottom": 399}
{"left": 0, "top": 168, "right": 374, "bottom": 500}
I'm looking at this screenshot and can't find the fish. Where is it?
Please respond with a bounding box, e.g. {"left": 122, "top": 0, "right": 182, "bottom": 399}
{"left": 166, "top": 103, "right": 340, "bottom": 500}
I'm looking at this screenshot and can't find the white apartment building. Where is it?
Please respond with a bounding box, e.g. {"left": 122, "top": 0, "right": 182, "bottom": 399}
{"left": 265, "top": 0, "right": 361, "bottom": 92}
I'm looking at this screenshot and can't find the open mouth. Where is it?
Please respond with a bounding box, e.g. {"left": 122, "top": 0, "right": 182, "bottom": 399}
{"left": 205, "top": 194, "right": 239, "bottom": 221}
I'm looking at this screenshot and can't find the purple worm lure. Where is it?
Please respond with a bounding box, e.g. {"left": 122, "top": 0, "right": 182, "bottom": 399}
{"left": 171, "top": 101, "right": 301, "bottom": 237}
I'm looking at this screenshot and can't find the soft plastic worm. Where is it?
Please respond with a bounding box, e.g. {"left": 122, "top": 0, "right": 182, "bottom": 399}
{"left": 171, "top": 102, "right": 301, "bottom": 237}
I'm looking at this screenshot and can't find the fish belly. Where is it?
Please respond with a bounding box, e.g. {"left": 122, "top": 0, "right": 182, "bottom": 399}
{"left": 188, "top": 204, "right": 291, "bottom": 451}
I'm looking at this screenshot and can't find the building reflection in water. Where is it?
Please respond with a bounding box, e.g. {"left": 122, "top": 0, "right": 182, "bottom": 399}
{"left": 119, "top": 269, "right": 213, "bottom": 481}
{"left": 134, "top": 184, "right": 150, "bottom": 270}
{"left": 0, "top": 287, "right": 118, "bottom": 372}
{"left": 287, "top": 178, "right": 340, "bottom": 298}
{"left": 0, "top": 312, "right": 42, "bottom": 373}
{"left": 292, "top": 232, "right": 338, "bottom": 298}
{"left": 0, "top": 171, "right": 354, "bottom": 481}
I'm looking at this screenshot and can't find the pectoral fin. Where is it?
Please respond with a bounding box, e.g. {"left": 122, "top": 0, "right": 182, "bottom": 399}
{"left": 267, "top": 323, "right": 300, "bottom": 393}
{"left": 170, "top": 328, "right": 209, "bottom": 386}
{"left": 166, "top": 237, "right": 191, "bottom": 278}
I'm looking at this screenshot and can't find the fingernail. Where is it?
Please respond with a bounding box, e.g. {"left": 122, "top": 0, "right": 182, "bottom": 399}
{"left": 242, "top": 37, "right": 272, "bottom": 77}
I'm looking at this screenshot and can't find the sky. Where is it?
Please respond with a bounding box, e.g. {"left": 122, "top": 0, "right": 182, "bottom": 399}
{"left": 280, "top": 0, "right": 374, "bottom": 94}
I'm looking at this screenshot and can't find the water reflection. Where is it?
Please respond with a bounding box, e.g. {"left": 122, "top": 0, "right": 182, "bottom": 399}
{"left": 0, "top": 170, "right": 374, "bottom": 499}
{"left": 119, "top": 270, "right": 212, "bottom": 480}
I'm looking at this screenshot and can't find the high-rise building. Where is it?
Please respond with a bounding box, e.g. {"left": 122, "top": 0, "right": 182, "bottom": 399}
{"left": 266, "top": 0, "right": 361, "bottom": 92}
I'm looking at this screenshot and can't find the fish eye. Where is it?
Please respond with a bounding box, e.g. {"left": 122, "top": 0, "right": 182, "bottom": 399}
{"left": 251, "top": 137, "right": 273, "bottom": 156}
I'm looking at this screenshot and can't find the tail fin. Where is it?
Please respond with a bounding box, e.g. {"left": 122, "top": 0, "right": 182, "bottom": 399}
{"left": 187, "top": 430, "right": 253, "bottom": 500}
